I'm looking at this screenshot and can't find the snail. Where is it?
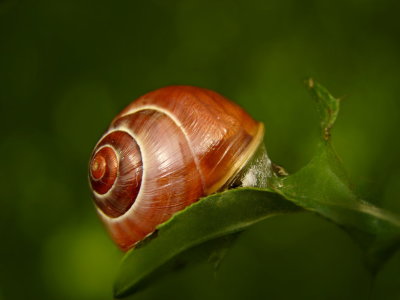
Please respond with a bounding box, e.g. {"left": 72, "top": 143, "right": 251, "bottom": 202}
{"left": 88, "top": 86, "right": 275, "bottom": 251}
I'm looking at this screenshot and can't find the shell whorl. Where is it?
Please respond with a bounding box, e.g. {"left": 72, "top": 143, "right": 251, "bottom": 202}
{"left": 89, "top": 131, "right": 143, "bottom": 218}
{"left": 89, "top": 86, "right": 264, "bottom": 250}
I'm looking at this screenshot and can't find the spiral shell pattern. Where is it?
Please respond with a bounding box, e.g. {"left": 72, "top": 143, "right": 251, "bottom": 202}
{"left": 89, "top": 86, "right": 264, "bottom": 250}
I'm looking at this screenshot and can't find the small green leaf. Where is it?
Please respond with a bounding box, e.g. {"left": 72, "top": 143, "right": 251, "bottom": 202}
{"left": 271, "top": 79, "right": 400, "bottom": 270}
{"left": 273, "top": 142, "right": 400, "bottom": 270}
{"left": 114, "top": 189, "right": 300, "bottom": 298}
{"left": 305, "top": 78, "right": 340, "bottom": 140}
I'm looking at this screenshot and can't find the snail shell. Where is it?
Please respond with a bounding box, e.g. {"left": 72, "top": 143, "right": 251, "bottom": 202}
{"left": 89, "top": 86, "right": 264, "bottom": 251}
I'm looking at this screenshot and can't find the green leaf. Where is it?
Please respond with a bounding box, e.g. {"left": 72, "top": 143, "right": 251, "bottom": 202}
{"left": 113, "top": 79, "right": 400, "bottom": 298}
{"left": 305, "top": 78, "right": 340, "bottom": 140}
{"left": 271, "top": 79, "right": 400, "bottom": 270}
{"left": 114, "top": 189, "right": 300, "bottom": 298}
{"left": 272, "top": 142, "right": 400, "bottom": 270}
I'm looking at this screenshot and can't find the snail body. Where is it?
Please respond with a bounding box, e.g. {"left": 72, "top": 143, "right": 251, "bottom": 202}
{"left": 89, "top": 86, "right": 269, "bottom": 251}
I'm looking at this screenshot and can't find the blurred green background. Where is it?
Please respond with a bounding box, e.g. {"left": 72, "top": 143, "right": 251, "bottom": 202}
{"left": 1, "top": 0, "right": 400, "bottom": 299}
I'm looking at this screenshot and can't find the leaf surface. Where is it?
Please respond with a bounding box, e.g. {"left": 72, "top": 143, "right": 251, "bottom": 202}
{"left": 272, "top": 79, "right": 400, "bottom": 269}
{"left": 114, "top": 189, "right": 300, "bottom": 298}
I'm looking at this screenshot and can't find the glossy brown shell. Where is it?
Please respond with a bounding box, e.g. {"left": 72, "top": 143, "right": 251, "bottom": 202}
{"left": 89, "top": 86, "right": 264, "bottom": 251}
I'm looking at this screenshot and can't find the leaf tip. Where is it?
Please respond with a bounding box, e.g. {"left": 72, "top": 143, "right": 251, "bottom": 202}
{"left": 113, "top": 283, "right": 125, "bottom": 299}
{"left": 305, "top": 79, "right": 341, "bottom": 141}
{"left": 305, "top": 77, "right": 315, "bottom": 89}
